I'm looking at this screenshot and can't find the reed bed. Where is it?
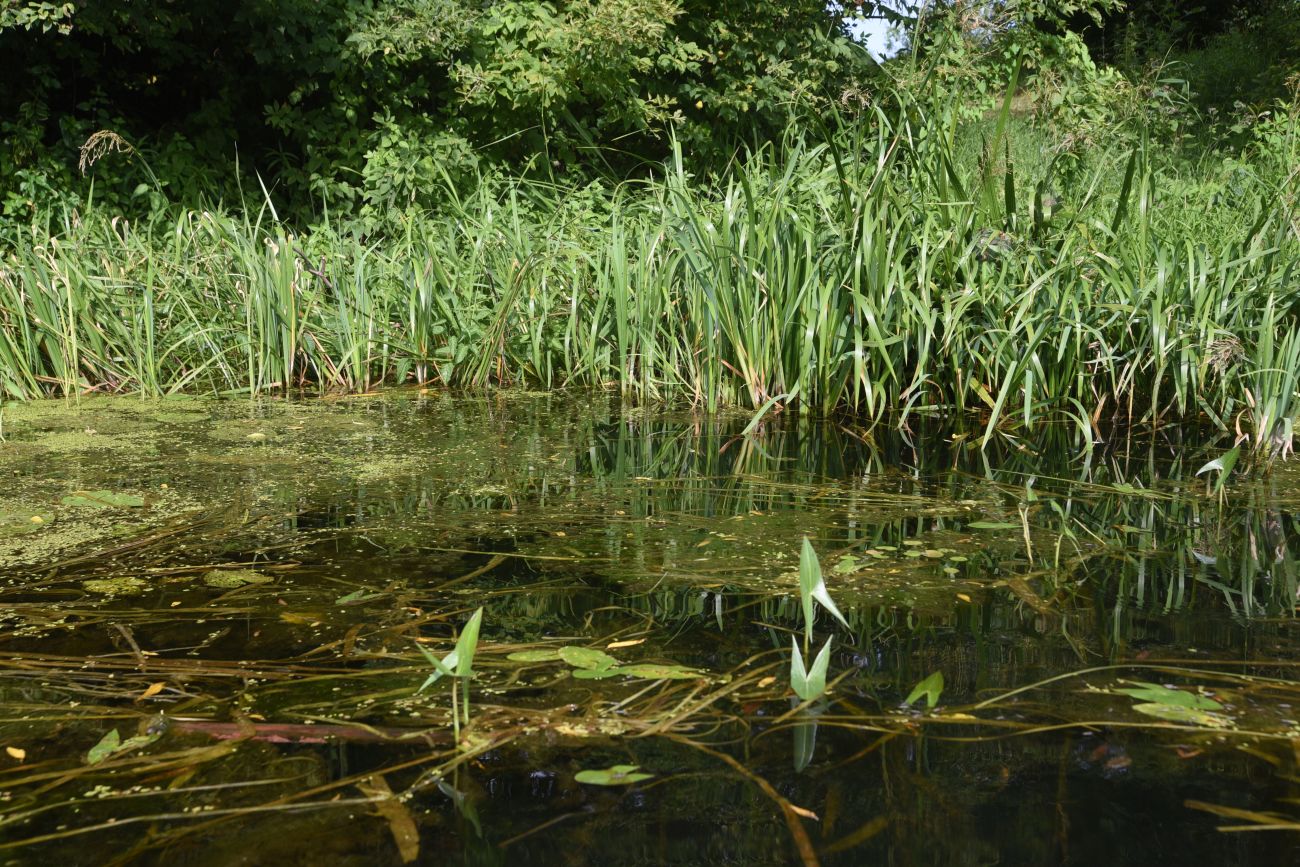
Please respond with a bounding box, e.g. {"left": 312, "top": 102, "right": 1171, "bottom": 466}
{"left": 1, "top": 105, "right": 1298, "bottom": 453}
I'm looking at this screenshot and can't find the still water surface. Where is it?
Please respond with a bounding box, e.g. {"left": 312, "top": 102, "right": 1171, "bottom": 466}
{"left": 0, "top": 393, "right": 1297, "bottom": 865}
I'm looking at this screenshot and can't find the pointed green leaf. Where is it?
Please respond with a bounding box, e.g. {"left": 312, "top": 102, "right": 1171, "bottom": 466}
{"left": 62, "top": 490, "right": 145, "bottom": 509}
{"left": 1195, "top": 447, "right": 1240, "bottom": 493}
{"left": 904, "top": 670, "right": 944, "bottom": 709}
{"left": 798, "top": 539, "right": 818, "bottom": 640}
{"left": 1131, "top": 703, "right": 1232, "bottom": 727}
{"left": 453, "top": 608, "right": 483, "bottom": 678}
{"left": 506, "top": 649, "right": 563, "bottom": 663}
{"left": 800, "top": 538, "right": 849, "bottom": 639}
{"left": 86, "top": 729, "right": 121, "bottom": 765}
{"left": 1113, "top": 681, "right": 1222, "bottom": 710}
{"left": 790, "top": 636, "right": 809, "bottom": 699}
{"left": 416, "top": 644, "right": 458, "bottom": 692}
{"left": 805, "top": 637, "right": 833, "bottom": 699}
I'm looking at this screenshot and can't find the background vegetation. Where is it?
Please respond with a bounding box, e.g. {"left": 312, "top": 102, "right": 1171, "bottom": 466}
{"left": 1, "top": 0, "right": 1298, "bottom": 453}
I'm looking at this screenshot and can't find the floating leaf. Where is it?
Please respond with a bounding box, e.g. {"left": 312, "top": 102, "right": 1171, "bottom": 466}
{"left": 1112, "top": 681, "right": 1222, "bottom": 710}
{"left": 61, "top": 490, "right": 144, "bottom": 509}
{"left": 0, "top": 510, "right": 55, "bottom": 538}
{"left": 204, "top": 569, "right": 273, "bottom": 589}
{"left": 966, "top": 521, "right": 1019, "bottom": 530}
{"left": 559, "top": 646, "right": 618, "bottom": 671}
{"left": 1131, "top": 703, "right": 1232, "bottom": 727}
{"left": 335, "top": 588, "right": 385, "bottom": 605}
{"left": 82, "top": 576, "right": 148, "bottom": 596}
{"left": 574, "top": 764, "right": 653, "bottom": 786}
{"left": 506, "top": 649, "right": 564, "bottom": 663}
{"left": 832, "top": 556, "right": 858, "bottom": 574}
{"left": 573, "top": 663, "right": 699, "bottom": 680}
{"left": 904, "top": 671, "right": 944, "bottom": 709}
{"left": 614, "top": 663, "right": 700, "bottom": 680}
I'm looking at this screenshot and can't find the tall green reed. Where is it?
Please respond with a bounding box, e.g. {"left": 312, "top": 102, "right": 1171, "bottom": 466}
{"left": 1, "top": 102, "right": 1296, "bottom": 456}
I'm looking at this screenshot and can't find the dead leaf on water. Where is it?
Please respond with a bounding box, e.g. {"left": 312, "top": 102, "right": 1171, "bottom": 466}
{"left": 357, "top": 774, "right": 420, "bottom": 863}
{"left": 137, "top": 682, "right": 165, "bottom": 701}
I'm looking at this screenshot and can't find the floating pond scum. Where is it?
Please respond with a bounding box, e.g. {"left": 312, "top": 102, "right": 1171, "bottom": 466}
{"left": 0, "top": 393, "right": 1296, "bottom": 864}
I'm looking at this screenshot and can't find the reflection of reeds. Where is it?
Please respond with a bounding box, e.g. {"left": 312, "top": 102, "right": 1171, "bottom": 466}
{"left": 2, "top": 402, "right": 1298, "bottom": 859}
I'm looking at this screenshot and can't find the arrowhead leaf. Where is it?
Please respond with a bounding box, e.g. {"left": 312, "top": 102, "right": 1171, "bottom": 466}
{"left": 904, "top": 670, "right": 944, "bottom": 709}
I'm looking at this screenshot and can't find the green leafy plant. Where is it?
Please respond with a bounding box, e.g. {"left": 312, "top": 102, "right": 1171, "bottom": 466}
{"left": 788, "top": 538, "right": 847, "bottom": 704}
{"left": 416, "top": 607, "right": 483, "bottom": 742}
{"left": 1195, "top": 446, "right": 1240, "bottom": 494}
{"left": 85, "top": 728, "right": 161, "bottom": 765}
{"left": 904, "top": 671, "right": 945, "bottom": 710}
{"left": 790, "top": 635, "right": 833, "bottom": 702}
{"left": 798, "top": 537, "right": 848, "bottom": 643}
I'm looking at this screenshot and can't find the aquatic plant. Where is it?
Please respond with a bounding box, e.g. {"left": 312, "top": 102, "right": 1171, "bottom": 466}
{"left": 1, "top": 104, "right": 1296, "bottom": 460}
{"left": 789, "top": 635, "right": 833, "bottom": 703}
{"left": 903, "top": 671, "right": 945, "bottom": 710}
{"left": 789, "top": 538, "right": 847, "bottom": 703}
{"left": 416, "top": 607, "right": 483, "bottom": 743}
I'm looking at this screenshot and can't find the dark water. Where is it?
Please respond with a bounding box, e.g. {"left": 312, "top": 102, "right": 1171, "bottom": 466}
{"left": 0, "top": 393, "right": 1297, "bottom": 865}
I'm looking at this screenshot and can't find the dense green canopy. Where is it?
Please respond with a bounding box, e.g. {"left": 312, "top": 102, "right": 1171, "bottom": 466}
{"left": 2, "top": 0, "right": 1295, "bottom": 226}
{"left": 0, "top": 1, "right": 880, "bottom": 220}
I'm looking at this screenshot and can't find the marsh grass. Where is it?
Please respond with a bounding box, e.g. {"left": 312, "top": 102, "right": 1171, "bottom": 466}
{"left": 1, "top": 102, "right": 1297, "bottom": 455}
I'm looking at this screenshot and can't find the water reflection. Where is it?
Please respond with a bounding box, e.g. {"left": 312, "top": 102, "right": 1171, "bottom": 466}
{"left": 0, "top": 394, "right": 1296, "bottom": 864}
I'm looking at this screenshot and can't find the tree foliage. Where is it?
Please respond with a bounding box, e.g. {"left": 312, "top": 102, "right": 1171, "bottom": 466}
{"left": 0, "top": 0, "right": 878, "bottom": 223}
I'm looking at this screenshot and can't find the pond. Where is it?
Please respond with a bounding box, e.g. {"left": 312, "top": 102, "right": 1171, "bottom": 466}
{"left": 0, "top": 393, "right": 1297, "bottom": 865}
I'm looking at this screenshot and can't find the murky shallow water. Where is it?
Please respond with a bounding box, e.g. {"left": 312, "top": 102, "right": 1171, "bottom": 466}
{"left": 0, "top": 393, "right": 1297, "bottom": 865}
